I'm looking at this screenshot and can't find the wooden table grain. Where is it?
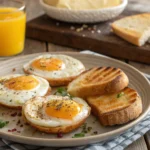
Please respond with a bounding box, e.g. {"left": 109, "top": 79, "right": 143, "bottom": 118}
{"left": 1, "top": 0, "right": 150, "bottom": 149}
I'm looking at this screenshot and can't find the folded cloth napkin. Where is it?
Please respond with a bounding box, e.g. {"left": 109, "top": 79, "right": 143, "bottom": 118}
{"left": 0, "top": 50, "right": 150, "bottom": 150}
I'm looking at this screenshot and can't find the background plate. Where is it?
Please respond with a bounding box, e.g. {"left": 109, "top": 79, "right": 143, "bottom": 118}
{"left": 0, "top": 52, "right": 150, "bottom": 147}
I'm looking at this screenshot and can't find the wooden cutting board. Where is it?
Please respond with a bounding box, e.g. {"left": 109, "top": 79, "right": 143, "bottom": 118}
{"left": 26, "top": 0, "right": 150, "bottom": 64}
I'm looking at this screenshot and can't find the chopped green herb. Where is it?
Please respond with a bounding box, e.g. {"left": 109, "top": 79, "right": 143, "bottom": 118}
{"left": 57, "top": 87, "right": 68, "bottom": 96}
{"left": 117, "top": 92, "right": 124, "bottom": 98}
{"left": 93, "top": 118, "right": 98, "bottom": 123}
{"left": 81, "top": 123, "right": 88, "bottom": 133}
{"left": 92, "top": 131, "right": 98, "bottom": 135}
{"left": 54, "top": 87, "right": 73, "bottom": 99}
{"left": 0, "top": 120, "right": 9, "bottom": 128}
{"left": 72, "top": 133, "right": 85, "bottom": 138}
{"left": 29, "top": 67, "right": 34, "bottom": 71}
{"left": 82, "top": 123, "right": 87, "bottom": 129}
{"left": 80, "top": 123, "right": 92, "bottom": 133}
{"left": 87, "top": 127, "right": 92, "bottom": 132}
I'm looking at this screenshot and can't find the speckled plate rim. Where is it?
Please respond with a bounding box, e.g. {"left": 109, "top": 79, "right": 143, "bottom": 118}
{"left": 0, "top": 52, "right": 150, "bottom": 147}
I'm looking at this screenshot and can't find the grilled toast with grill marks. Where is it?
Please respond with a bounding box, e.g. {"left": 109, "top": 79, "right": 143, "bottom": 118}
{"left": 87, "top": 87, "right": 142, "bottom": 126}
{"left": 67, "top": 67, "right": 129, "bottom": 98}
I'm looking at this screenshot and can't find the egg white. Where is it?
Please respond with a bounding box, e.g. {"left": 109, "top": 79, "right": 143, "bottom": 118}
{"left": 23, "top": 95, "right": 90, "bottom": 127}
{"left": 23, "top": 54, "right": 85, "bottom": 79}
{"left": 0, "top": 74, "right": 50, "bottom": 107}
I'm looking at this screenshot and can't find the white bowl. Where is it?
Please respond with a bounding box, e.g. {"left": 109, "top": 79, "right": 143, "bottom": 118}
{"left": 39, "top": 0, "right": 128, "bottom": 23}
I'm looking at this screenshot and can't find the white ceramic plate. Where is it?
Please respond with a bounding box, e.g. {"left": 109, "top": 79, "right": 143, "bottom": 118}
{"left": 39, "top": 0, "right": 128, "bottom": 23}
{"left": 0, "top": 52, "right": 149, "bottom": 147}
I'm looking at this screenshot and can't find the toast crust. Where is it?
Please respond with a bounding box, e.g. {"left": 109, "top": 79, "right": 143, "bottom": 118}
{"left": 112, "top": 24, "right": 141, "bottom": 46}
{"left": 111, "top": 13, "right": 150, "bottom": 46}
{"left": 24, "top": 69, "right": 82, "bottom": 87}
{"left": 87, "top": 87, "right": 142, "bottom": 126}
{"left": 0, "top": 87, "right": 51, "bottom": 109}
{"left": 68, "top": 67, "right": 129, "bottom": 98}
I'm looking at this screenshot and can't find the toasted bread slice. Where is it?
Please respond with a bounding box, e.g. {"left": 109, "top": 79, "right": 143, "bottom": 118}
{"left": 87, "top": 87, "right": 142, "bottom": 126}
{"left": 112, "top": 13, "right": 150, "bottom": 46}
{"left": 67, "top": 67, "right": 129, "bottom": 98}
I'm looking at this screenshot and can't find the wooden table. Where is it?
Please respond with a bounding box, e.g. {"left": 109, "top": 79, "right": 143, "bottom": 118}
{"left": 1, "top": 0, "right": 150, "bottom": 149}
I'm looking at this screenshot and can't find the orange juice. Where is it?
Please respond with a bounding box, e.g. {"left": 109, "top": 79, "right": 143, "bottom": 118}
{"left": 0, "top": 7, "right": 26, "bottom": 56}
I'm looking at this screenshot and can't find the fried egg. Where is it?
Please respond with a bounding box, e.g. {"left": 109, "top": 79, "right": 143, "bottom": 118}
{"left": 23, "top": 95, "right": 91, "bottom": 133}
{"left": 23, "top": 54, "right": 85, "bottom": 86}
{"left": 0, "top": 74, "right": 50, "bottom": 108}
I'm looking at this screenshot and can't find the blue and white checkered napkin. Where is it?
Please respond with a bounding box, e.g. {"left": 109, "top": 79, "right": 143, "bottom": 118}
{"left": 0, "top": 50, "right": 150, "bottom": 150}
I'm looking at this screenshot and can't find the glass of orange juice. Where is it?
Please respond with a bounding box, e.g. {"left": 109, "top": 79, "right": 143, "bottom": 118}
{"left": 0, "top": 0, "right": 26, "bottom": 56}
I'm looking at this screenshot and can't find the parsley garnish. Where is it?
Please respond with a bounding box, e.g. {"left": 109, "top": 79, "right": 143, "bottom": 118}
{"left": 92, "top": 131, "right": 98, "bottom": 135}
{"left": 0, "top": 120, "right": 9, "bottom": 128}
{"left": 87, "top": 127, "right": 92, "bottom": 132}
{"left": 54, "top": 87, "right": 73, "bottom": 99}
{"left": 81, "top": 123, "right": 87, "bottom": 133}
{"left": 72, "top": 133, "right": 85, "bottom": 138}
{"left": 117, "top": 92, "right": 124, "bottom": 98}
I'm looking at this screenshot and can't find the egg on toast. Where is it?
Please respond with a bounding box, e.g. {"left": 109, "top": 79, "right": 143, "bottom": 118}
{"left": 22, "top": 95, "right": 91, "bottom": 133}
{"left": 23, "top": 54, "right": 85, "bottom": 86}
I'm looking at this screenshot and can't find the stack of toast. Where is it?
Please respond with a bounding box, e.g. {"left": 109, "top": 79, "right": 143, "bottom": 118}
{"left": 68, "top": 67, "right": 142, "bottom": 126}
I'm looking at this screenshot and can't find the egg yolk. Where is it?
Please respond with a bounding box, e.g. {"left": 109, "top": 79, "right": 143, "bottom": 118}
{"left": 45, "top": 100, "right": 82, "bottom": 120}
{"left": 31, "top": 58, "right": 65, "bottom": 71}
{"left": 4, "top": 76, "right": 39, "bottom": 90}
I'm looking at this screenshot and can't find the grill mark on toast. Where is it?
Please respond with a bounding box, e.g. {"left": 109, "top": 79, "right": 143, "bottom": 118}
{"left": 86, "top": 67, "right": 99, "bottom": 76}
{"left": 81, "top": 68, "right": 98, "bottom": 83}
{"left": 102, "top": 68, "right": 117, "bottom": 77}
{"left": 124, "top": 88, "right": 137, "bottom": 98}
{"left": 102, "top": 69, "right": 121, "bottom": 81}
{"left": 122, "top": 87, "right": 128, "bottom": 90}
{"left": 129, "top": 99, "right": 136, "bottom": 103}
{"left": 101, "top": 68, "right": 121, "bottom": 82}
{"left": 89, "top": 68, "right": 106, "bottom": 82}
{"left": 122, "top": 88, "right": 137, "bottom": 103}
{"left": 86, "top": 67, "right": 106, "bottom": 83}
{"left": 87, "top": 67, "right": 120, "bottom": 84}
{"left": 105, "top": 66, "right": 111, "bottom": 70}
{"left": 124, "top": 89, "right": 136, "bottom": 93}
{"left": 127, "top": 92, "right": 137, "bottom": 97}
{"left": 90, "top": 67, "right": 115, "bottom": 83}
{"left": 125, "top": 91, "right": 136, "bottom": 96}
{"left": 112, "top": 68, "right": 118, "bottom": 71}
{"left": 123, "top": 87, "right": 135, "bottom": 93}
{"left": 80, "top": 67, "right": 125, "bottom": 85}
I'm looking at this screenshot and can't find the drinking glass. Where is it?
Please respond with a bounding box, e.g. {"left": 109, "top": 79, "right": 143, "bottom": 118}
{"left": 0, "top": 0, "right": 26, "bottom": 56}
